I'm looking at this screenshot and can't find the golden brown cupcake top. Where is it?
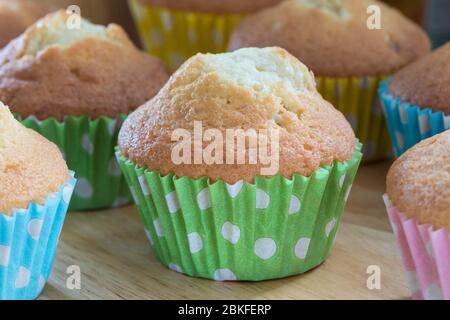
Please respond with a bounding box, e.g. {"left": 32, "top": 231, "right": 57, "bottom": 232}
{"left": 229, "top": 0, "right": 431, "bottom": 77}
{"left": 387, "top": 130, "right": 450, "bottom": 230}
{"left": 0, "top": 102, "right": 69, "bottom": 215}
{"left": 0, "top": 0, "right": 51, "bottom": 48}
{"left": 389, "top": 42, "right": 450, "bottom": 114}
{"left": 0, "top": 10, "right": 170, "bottom": 121}
{"left": 119, "top": 47, "right": 356, "bottom": 184}
{"left": 138, "top": 0, "right": 283, "bottom": 14}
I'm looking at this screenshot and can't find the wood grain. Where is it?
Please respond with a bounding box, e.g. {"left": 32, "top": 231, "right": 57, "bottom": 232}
{"left": 40, "top": 160, "right": 410, "bottom": 300}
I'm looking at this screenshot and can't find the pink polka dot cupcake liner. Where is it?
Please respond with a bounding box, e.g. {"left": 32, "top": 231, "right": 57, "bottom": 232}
{"left": 18, "top": 115, "right": 131, "bottom": 211}
{"left": 379, "top": 80, "right": 450, "bottom": 157}
{"left": 0, "top": 172, "right": 76, "bottom": 300}
{"left": 384, "top": 195, "right": 450, "bottom": 300}
{"left": 116, "top": 144, "right": 362, "bottom": 281}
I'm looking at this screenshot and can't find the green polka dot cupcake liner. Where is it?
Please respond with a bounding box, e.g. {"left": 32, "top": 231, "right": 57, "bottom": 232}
{"left": 116, "top": 143, "right": 362, "bottom": 281}
{"left": 316, "top": 75, "right": 391, "bottom": 162}
{"left": 0, "top": 172, "right": 76, "bottom": 300}
{"left": 19, "top": 115, "right": 131, "bottom": 211}
{"left": 379, "top": 80, "right": 450, "bottom": 157}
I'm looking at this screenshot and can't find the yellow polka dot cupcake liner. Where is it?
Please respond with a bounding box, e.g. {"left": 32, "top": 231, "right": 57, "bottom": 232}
{"left": 316, "top": 75, "right": 391, "bottom": 162}
{"left": 116, "top": 143, "right": 362, "bottom": 281}
{"left": 19, "top": 116, "right": 131, "bottom": 211}
{"left": 128, "top": 0, "right": 245, "bottom": 70}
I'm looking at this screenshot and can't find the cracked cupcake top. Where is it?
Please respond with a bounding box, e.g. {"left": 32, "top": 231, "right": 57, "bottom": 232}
{"left": 119, "top": 47, "right": 356, "bottom": 183}
{"left": 0, "top": 103, "right": 68, "bottom": 215}
{"left": 229, "top": 0, "right": 431, "bottom": 77}
{"left": 387, "top": 130, "right": 450, "bottom": 230}
{"left": 0, "top": 10, "right": 170, "bottom": 120}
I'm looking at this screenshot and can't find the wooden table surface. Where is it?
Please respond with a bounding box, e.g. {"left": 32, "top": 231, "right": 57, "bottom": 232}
{"left": 40, "top": 160, "right": 411, "bottom": 300}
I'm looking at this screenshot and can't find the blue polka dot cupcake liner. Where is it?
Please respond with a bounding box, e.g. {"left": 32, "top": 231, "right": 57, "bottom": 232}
{"left": 18, "top": 115, "right": 131, "bottom": 211}
{"left": 379, "top": 80, "right": 450, "bottom": 157}
{"left": 116, "top": 143, "right": 362, "bottom": 281}
{"left": 0, "top": 172, "right": 76, "bottom": 300}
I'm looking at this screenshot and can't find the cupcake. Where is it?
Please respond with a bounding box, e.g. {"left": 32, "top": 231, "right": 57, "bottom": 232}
{"left": 0, "top": 103, "right": 76, "bottom": 300}
{"left": 117, "top": 47, "right": 362, "bottom": 281}
{"left": 128, "top": 0, "right": 283, "bottom": 70}
{"left": 384, "top": 130, "right": 450, "bottom": 300}
{"left": 0, "top": 10, "right": 170, "bottom": 211}
{"left": 379, "top": 42, "right": 450, "bottom": 157}
{"left": 229, "top": 0, "right": 431, "bottom": 162}
{"left": 0, "top": 0, "right": 51, "bottom": 48}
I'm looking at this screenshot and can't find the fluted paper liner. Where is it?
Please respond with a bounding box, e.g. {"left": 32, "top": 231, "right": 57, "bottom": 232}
{"left": 384, "top": 195, "right": 450, "bottom": 300}
{"left": 19, "top": 115, "right": 131, "bottom": 211}
{"left": 128, "top": 0, "right": 245, "bottom": 70}
{"left": 0, "top": 172, "right": 76, "bottom": 300}
{"left": 379, "top": 80, "right": 450, "bottom": 157}
{"left": 116, "top": 144, "right": 362, "bottom": 281}
{"left": 316, "top": 75, "right": 391, "bottom": 162}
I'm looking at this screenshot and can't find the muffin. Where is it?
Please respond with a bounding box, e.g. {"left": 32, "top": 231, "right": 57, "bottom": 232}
{"left": 0, "top": 0, "right": 51, "bottom": 48}
{"left": 379, "top": 42, "right": 450, "bottom": 157}
{"left": 0, "top": 103, "right": 76, "bottom": 300}
{"left": 0, "top": 10, "right": 170, "bottom": 211}
{"left": 128, "top": 0, "right": 283, "bottom": 70}
{"left": 229, "top": 0, "right": 431, "bottom": 162}
{"left": 384, "top": 130, "right": 450, "bottom": 300}
{"left": 117, "top": 47, "right": 362, "bottom": 281}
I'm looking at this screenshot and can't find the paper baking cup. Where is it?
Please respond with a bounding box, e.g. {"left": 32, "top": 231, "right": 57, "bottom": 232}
{"left": 384, "top": 195, "right": 450, "bottom": 300}
{"left": 19, "top": 115, "right": 131, "bottom": 211}
{"left": 116, "top": 143, "right": 362, "bottom": 281}
{"left": 379, "top": 80, "right": 450, "bottom": 157}
{"left": 128, "top": 0, "right": 245, "bottom": 70}
{"left": 316, "top": 75, "right": 391, "bottom": 162}
{"left": 0, "top": 172, "right": 76, "bottom": 300}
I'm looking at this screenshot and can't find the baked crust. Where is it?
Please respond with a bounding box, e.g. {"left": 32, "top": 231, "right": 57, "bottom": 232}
{"left": 229, "top": 0, "right": 431, "bottom": 77}
{"left": 0, "top": 103, "right": 69, "bottom": 215}
{"left": 387, "top": 130, "right": 450, "bottom": 230}
{"left": 389, "top": 42, "right": 450, "bottom": 114}
{"left": 119, "top": 47, "right": 356, "bottom": 183}
{"left": 0, "top": 10, "right": 170, "bottom": 120}
{"left": 138, "top": 0, "right": 283, "bottom": 14}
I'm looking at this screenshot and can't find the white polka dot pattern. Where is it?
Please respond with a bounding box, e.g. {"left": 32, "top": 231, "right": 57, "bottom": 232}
{"left": 254, "top": 238, "right": 277, "bottom": 260}
{"left": 165, "top": 191, "right": 180, "bottom": 214}
{"left": 153, "top": 219, "right": 164, "bottom": 237}
{"left": 75, "top": 178, "right": 94, "bottom": 199}
{"left": 221, "top": 222, "right": 240, "bottom": 245}
{"left": 214, "top": 269, "right": 237, "bottom": 281}
{"left": 295, "top": 238, "right": 311, "bottom": 259}
{"left": 197, "top": 188, "right": 212, "bottom": 210}
{"left": 288, "top": 195, "right": 301, "bottom": 215}
{"left": 226, "top": 180, "right": 244, "bottom": 198}
{"left": 256, "top": 189, "right": 270, "bottom": 209}
{"left": 188, "top": 232, "right": 203, "bottom": 254}
{"left": 27, "top": 219, "right": 44, "bottom": 241}
{"left": 0, "top": 245, "right": 11, "bottom": 267}
{"left": 15, "top": 267, "right": 31, "bottom": 289}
